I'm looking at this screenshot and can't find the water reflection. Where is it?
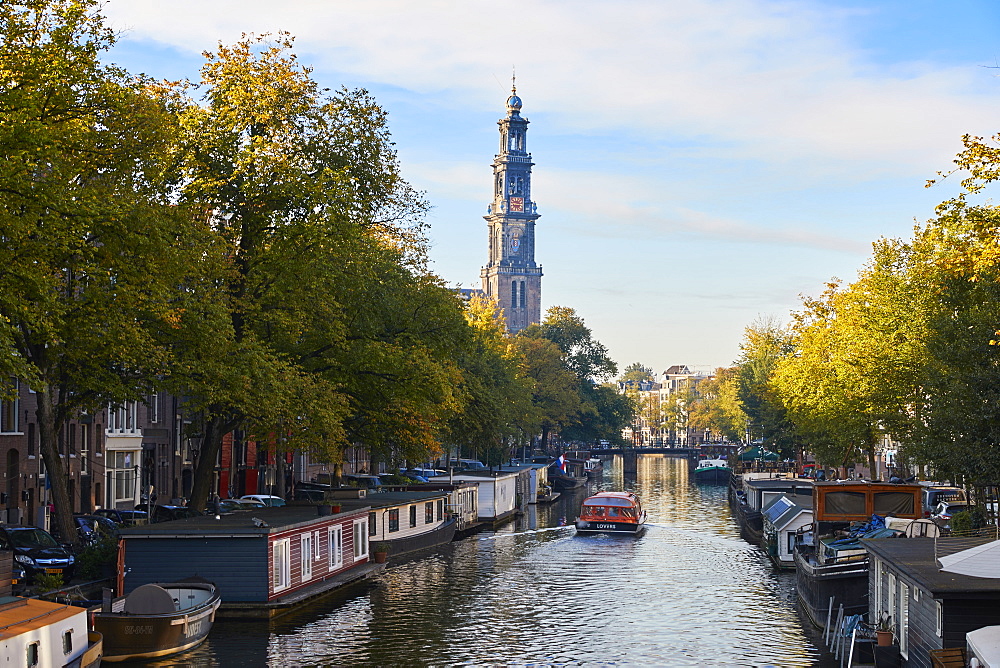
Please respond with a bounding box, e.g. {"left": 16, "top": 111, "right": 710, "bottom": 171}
{"left": 160, "top": 455, "right": 830, "bottom": 666}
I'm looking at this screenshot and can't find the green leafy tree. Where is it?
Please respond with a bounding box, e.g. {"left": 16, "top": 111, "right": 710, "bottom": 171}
{"left": 619, "top": 363, "right": 654, "bottom": 384}
{"left": 734, "top": 318, "right": 796, "bottom": 453}
{"left": 0, "top": 0, "right": 200, "bottom": 542}
{"left": 687, "top": 368, "right": 748, "bottom": 443}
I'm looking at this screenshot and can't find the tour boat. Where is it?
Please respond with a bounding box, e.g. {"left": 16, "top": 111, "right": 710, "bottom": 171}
{"left": 574, "top": 491, "right": 647, "bottom": 534}
{"left": 92, "top": 580, "right": 221, "bottom": 662}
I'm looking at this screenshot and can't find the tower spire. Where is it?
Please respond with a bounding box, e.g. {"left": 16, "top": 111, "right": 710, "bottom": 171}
{"left": 512, "top": 66, "right": 516, "bottom": 94}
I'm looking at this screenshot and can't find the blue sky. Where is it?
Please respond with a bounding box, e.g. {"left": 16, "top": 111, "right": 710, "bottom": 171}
{"left": 101, "top": 0, "right": 1000, "bottom": 374}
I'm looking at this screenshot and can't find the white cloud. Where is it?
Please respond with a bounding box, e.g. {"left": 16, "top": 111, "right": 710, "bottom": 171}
{"left": 102, "top": 0, "right": 1000, "bottom": 172}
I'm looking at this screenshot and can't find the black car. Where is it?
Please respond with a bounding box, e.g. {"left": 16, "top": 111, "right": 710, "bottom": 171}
{"left": 134, "top": 504, "right": 204, "bottom": 523}
{"left": 93, "top": 509, "right": 149, "bottom": 526}
{"left": 49, "top": 514, "right": 121, "bottom": 545}
{"left": 0, "top": 525, "right": 75, "bottom": 583}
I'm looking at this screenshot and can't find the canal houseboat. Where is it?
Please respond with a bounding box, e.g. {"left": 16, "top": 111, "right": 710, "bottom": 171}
{"left": 575, "top": 491, "right": 647, "bottom": 534}
{"left": 794, "top": 481, "right": 923, "bottom": 627}
{"left": 692, "top": 457, "right": 730, "bottom": 484}
{"left": 865, "top": 535, "right": 1000, "bottom": 667}
{"left": 348, "top": 491, "right": 457, "bottom": 554}
{"left": 94, "top": 580, "right": 220, "bottom": 662}
{"left": 761, "top": 494, "right": 812, "bottom": 569}
{"left": 118, "top": 505, "right": 379, "bottom": 618}
{"left": 730, "top": 475, "right": 813, "bottom": 546}
{"left": 428, "top": 469, "right": 523, "bottom": 525}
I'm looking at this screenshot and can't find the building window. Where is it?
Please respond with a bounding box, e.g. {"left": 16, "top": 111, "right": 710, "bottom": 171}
{"left": 273, "top": 538, "right": 290, "bottom": 591}
{"left": 110, "top": 451, "right": 136, "bottom": 503}
{"left": 313, "top": 531, "right": 321, "bottom": 561}
{"left": 519, "top": 281, "right": 526, "bottom": 309}
{"left": 0, "top": 379, "right": 19, "bottom": 434}
{"left": 409, "top": 505, "right": 417, "bottom": 528}
{"left": 368, "top": 512, "right": 377, "bottom": 536}
{"left": 425, "top": 502, "right": 434, "bottom": 524}
{"left": 69, "top": 425, "right": 76, "bottom": 456}
{"left": 437, "top": 499, "right": 444, "bottom": 521}
{"left": 510, "top": 282, "right": 517, "bottom": 309}
{"left": 301, "top": 534, "right": 313, "bottom": 581}
{"left": 388, "top": 509, "right": 399, "bottom": 533}
{"left": 80, "top": 426, "right": 89, "bottom": 474}
{"left": 27, "top": 423, "right": 35, "bottom": 456}
{"left": 148, "top": 394, "right": 159, "bottom": 423}
{"left": 329, "top": 525, "right": 343, "bottom": 570}
{"left": 352, "top": 519, "right": 368, "bottom": 560}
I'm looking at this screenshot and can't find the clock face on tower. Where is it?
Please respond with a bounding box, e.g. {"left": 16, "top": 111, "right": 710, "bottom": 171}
{"left": 509, "top": 197, "right": 524, "bottom": 212}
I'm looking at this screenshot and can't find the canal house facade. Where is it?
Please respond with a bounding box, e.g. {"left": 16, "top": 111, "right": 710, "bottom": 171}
{"left": 864, "top": 537, "right": 1000, "bottom": 667}
{"left": 119, "top": 506, "right": 372, "bottom": 610}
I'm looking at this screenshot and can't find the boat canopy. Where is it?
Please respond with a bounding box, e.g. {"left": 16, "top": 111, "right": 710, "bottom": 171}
{"left": 583, "top": 497, "right": 635, "bottom": 507}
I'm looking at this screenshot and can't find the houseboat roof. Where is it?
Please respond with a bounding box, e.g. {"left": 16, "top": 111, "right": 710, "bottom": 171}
{"left": 335, "top": 491, "right": 451, "bottom": 510}
{"left": 0, "top": 597, "right": 84, "bottom": 639}
{"left": 762, "top": 494, "right": 811, "bottom": 530}
{"left": 745, "top": 478, "right": 814, "bottom": 494}
{"left": 120, "top": 505, "right": 372, "bottom": 537}
{"left": 428, "top": 470, "right": 522, "bottom": 481}
{"left": 863, "top": 537, "right": 1000, "bottom": 596}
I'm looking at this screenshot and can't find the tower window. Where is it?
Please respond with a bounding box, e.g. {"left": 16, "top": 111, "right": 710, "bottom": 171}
{"left": 511, "top": 282, "right": 517, "bottom": 309}
{"left": 520, "top": 281, "right": 526, "bottom": 309}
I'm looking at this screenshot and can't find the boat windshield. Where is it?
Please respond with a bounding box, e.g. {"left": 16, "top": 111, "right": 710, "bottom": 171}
{"left": 583, "top": 497, "right": 633, "bottom": 507}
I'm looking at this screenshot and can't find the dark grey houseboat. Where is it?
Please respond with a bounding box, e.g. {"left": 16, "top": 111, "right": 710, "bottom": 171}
{"left": 119, "top": 505, "right": 379, "bottom": 618}
{"left": 864, "top": 536, "right": 1000, "bottom": 668}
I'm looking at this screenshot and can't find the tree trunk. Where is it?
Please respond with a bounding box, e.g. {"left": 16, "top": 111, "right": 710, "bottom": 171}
{"left": 36, "top": 387, "right": 77, "bottom": 547}
{"left": 188, "top": 414, "right": 227, "bottom": 511}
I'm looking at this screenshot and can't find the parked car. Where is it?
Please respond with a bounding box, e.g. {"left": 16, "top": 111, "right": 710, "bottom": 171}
{"left": 50, "top": 514, "right": 120, "bottom": 545}
{"left": 922, "top": 486, "right": 967, "bottom": 518}
{"left": 216, "top": 499, "right": 262, "bottom": 512}
{"left": 293, "top": 481, "right": 331, "bottom": 502}
{"left": 0, "top": 525, "right": 75, "bottom": 583}
{"left": 240, "top": 495, "right": 286, "bottom": 507}
{"left": 343, "top": 475, "right": 383, "bottom": 490}
{"left": 135, "top": 504, "right": 204, "bottom": 523}
{"left": 93, "top": 509, "right": 150, "bottom": 526}
{"left": 932, "top": 501, "right": 971, "bottom": 529}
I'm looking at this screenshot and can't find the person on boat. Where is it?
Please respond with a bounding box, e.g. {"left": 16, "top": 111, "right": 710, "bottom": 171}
{"left": 607, "top": 508, "right": 619, "bottom": 517}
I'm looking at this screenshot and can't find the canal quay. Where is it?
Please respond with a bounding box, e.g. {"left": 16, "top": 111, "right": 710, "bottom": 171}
{"left": 150, "top": 455, "right": 836, "bottom": 667}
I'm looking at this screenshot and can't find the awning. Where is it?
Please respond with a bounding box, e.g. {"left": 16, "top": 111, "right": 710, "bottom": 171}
{"left": 938, "top": 540, "right": 1000, "bottom": 579}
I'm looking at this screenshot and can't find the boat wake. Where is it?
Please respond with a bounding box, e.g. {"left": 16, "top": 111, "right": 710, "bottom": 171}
{"left": 480, "top": 526, "right": 576, "bottom": 540}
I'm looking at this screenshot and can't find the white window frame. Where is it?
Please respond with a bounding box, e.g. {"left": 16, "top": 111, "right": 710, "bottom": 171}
{"left": 313, "top": 531, "right": 321, "bottom": 561}
{"left": 301, "top": 534, "right": 313, "bottom": 581}
{"left": 353, "top": 519, "right": 368, "bottom": 561}
{"left": 0, "top": 379, "right": 20, "bottom": 434}
{"left": 900, "top": 582, "right": 910, "bottom": 659}
{"left": 874, "top": 558, "right": 883, "bottom": 612}
{"left": 328, "top": 525, "right": 343, "bottom": 570}
{"left": 148, "top": 394, "right": 159, "bottom": 423}
{"left": 935, "top": 600, "right": 943, "bottom": 637}
{"left": 888, "top": 572, "right": 896, "bottom": 621}
{"left": 273, "top": 538, "right": 290, "bottom": 592}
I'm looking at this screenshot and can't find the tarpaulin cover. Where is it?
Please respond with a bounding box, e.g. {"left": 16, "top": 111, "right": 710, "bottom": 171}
{"left": 872, "top": 491, "right": 916, "bottom": 516}
{"left": 824, "top": 491, "right": 866, "bottom": 515}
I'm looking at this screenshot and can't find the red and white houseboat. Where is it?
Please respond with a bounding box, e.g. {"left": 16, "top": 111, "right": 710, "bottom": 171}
{"left": 574, "top": 491, "right": 647, "bottom": 534}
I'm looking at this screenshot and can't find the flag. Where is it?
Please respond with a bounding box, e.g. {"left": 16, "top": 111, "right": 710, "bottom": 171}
{"left": 557, "top": 454, "right": 567, "bottom": 473}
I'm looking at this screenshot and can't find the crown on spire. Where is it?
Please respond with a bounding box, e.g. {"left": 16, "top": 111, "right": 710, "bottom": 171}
{"left": 506, "top": 67, "right": 522, "bottom": 114}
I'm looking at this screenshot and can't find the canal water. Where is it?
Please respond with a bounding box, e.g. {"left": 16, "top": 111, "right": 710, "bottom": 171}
{"left": 151, "top": 455, "right": 835, "bottom": 666}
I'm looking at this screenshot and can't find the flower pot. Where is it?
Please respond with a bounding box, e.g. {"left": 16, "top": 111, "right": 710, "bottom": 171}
{"left": 331, "top": 505, "right": 342, "bottom": 514}
{"left": 373, "top": 551, "right": 388, "bottom": 564}
{"left": 876, "top": 630, "right": 893, "bottom": 646}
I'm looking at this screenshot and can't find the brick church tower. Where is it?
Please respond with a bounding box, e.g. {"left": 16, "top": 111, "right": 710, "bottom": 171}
{"left": 481, "top": 83, "right": 542, "bottom": 334}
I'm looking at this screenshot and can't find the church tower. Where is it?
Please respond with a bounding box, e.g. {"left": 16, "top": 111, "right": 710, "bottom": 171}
{"left": 481, "top": 83, "right": 542, "bottom": 333}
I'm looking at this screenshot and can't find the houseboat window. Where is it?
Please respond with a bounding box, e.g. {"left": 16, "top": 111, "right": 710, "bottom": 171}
{"left": 313, "top": 531, "right": 321, "bottom": 561}
{"left": 425, "top": 502, "right": 434, "bottom": 524}
{"left": 873, "top": 492, "right": 915, "bottom": 516}
{"left": 273, "top": 538, "right": 291, "bottom": 592}
{"left": 388, "top": 509, "right": 400, "bottom": 532}
{"left": 437, "top": 499, "right": 444, "bottom": 521}
{"left": 935, "top": 600, "right": 943, "bottom": 637}
{"left": 368, "top": 512, "right": 377, "bottom": 536}
{"left": 26, "top": 642, "right": 38, "bottom": 667}
{"left": 888, "top": 572, "right": 896, "bottom": 620}
{"left": 787, "top": 533, "right": 796, "bottom": 555}
{"left": 899, "top": 583, "right": 910, "bottom": 659}
{"left": 329, "top": 526, "right": 343, "bottom": 570}
{"left": 824, "top": 491, "right": 866, "bottom": 515}
{"left": 409, "top": 505, "right": 417, "bottom": 528}
{"left": 353, "top": 519, "right": 368, "bottom": 560}
{"left": 301, "top": 534, "right": 313, "bottom": 581}
{"left": 874, "top": 559, "right": 883, "bottom": 611}
{"left": 62, "top": 630, "right": 73, "bottom": 654}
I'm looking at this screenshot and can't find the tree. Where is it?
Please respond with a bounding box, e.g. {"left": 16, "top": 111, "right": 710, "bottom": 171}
{"left": 687, "top": 368, "right": 748, "bottom": 443}
{"left": 619, "top": 363, "right": 654, "bottom": 384}
{"left": 0, "top": 0, "right": 200, "bottom": 542}
{"left": 524, "top": 306, "right": 617, "bottom": 382}
{"left": 734, "top": 318, "right": 796, "bottom": 453}
{"left": 172, "top": 34, "right": 432, "bottom": 509}
{"left": 512, "top": 335, "right": 581, "bottom": 450}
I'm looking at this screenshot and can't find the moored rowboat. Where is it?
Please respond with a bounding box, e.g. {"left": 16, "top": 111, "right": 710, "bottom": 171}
{"left": 92, "top": 580, "right": 220, "bottom": 662}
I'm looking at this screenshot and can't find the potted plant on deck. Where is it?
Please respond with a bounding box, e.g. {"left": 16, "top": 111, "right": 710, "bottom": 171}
{"left": 875, "top": 614, "right": 894, "bottom": 646}
{"left": 372, "top": 543, "right": 389, "bottom": 564}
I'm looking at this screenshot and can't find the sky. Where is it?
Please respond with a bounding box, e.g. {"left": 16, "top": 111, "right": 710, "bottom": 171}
{"left": 99, "top": 0, "right": 1000, "bottom": 375}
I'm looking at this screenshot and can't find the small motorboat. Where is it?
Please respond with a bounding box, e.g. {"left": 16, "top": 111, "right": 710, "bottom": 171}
{"left": 92, "top": 579, "right": 221, "bottom": 662}
{"left": 693, "top": 457, "right": 730, "bottom": 484}
{"left": 575, "top": 491, "right": 647, "bottom": 534}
